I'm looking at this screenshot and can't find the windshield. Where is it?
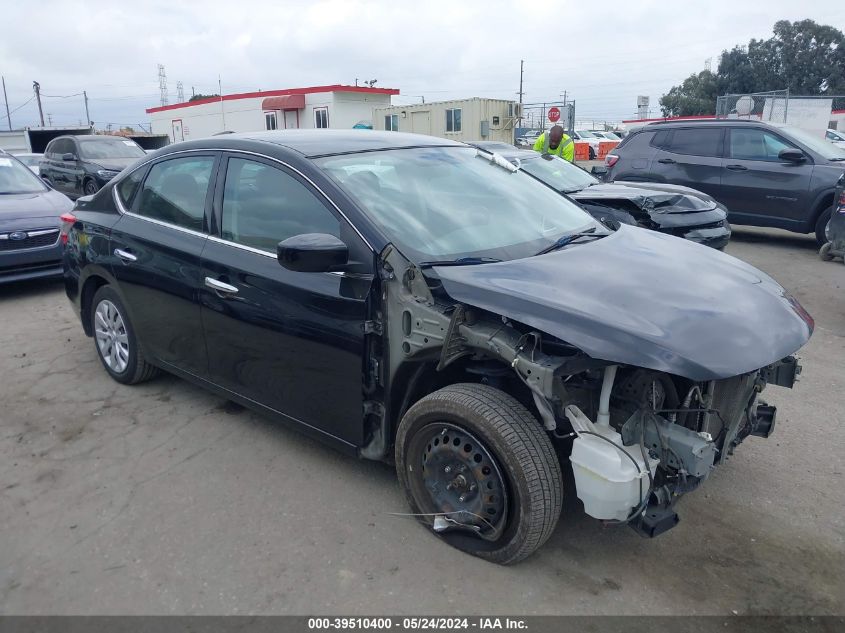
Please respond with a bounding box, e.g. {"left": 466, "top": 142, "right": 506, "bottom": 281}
{"left": 0, "top": 155, "right": 47, "bottom": 194}
{"left": 598, "top": 131, "right": 620, "bottom": 140}
{"left": 519, "top": 154, "right": 599, "bottom": 193}
{"left": 778, "top": 125, "right": 845, "bottom": 160}
{"left": 79, "top": 139, "right": 146, "bottom": 160}
{"left": 576, "top": 131, "right": 597, "bottom": 139}
{"left": 316, "top": 147, "right": 596, "bottom": 263}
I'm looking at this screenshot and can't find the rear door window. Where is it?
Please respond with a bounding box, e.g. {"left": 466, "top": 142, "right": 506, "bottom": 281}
{"left": 665, "top": 128, "right": 724, "bottom": 157}
{"left": 728, "top": 128, "right": 796, "bottom": 161}
{"left": 133, "top": 156, "right": 215, "bottom": 232}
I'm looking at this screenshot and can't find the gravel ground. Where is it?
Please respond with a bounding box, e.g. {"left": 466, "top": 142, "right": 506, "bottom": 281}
{"left": 0, "top": 226, "right": 842, "bottom": 615}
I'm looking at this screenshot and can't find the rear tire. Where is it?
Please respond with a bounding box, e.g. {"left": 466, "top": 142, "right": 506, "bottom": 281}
{"left": 90, "top": 286, "right": 159, "bottom": 385}
{"left": 814, "top": 205, "right": 832, "bottom": 247}
{"left": 395, "top": 383, "right": 562, "bottom": 565}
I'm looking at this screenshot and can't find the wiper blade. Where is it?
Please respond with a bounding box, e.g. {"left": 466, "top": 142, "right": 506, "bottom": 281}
{"left": 419, "top": 256, "right": 502, "bottom": 268}
{"left": 533, "top": 228, "right": 603, "bottom": 256}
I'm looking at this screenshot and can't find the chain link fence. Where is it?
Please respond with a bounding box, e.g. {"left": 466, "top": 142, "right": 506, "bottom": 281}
{"left": 716, "top": 90, "right": 845, "bottom": 129}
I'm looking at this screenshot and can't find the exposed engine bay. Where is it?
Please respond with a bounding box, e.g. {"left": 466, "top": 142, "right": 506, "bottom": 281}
{"left": 366, "top": 241, "right": 806, "bottom": 537}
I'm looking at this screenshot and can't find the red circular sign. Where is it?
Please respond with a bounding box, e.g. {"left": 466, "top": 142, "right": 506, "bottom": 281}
{"left": 548, "top": 106, "right": 561, "bottom": 122}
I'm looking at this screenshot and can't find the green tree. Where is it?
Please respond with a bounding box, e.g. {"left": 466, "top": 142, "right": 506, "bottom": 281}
{"left": 659, "top": 71, "right": 719, "bottom": 117}
{"left": 188, "top": 93, "right": 220, "bottom": 102}
{"left": 660, "top": 19, "right": 845, "bottom": 116}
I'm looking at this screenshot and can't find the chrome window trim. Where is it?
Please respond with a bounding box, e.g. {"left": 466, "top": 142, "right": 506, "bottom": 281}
{"left": 111, "top": 147, "right": 374, "bottom": 251}
{"left": 113, "top": 186, "right": 208, "bottom": 239}
{"left": 207, "top": 234, "right": 275, "bottom": 259}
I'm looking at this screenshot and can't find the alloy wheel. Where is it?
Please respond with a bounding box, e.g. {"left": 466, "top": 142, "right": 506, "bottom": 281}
{"left": 94, "top": 299, "right": 129, "bottom": 373}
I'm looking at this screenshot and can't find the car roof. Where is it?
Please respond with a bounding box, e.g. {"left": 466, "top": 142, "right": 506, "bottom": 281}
{"left": 645, "top": 119, "right": 786, "bottom": 129}
{"left": 225, "top": 129, "right": 466, "bottom": 157}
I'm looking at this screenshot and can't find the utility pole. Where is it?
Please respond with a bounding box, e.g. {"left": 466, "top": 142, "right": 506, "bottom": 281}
{"left": 2, "top": 76, "right": 11, "bottom": 131}
{"left": 83, "top": 90, "right": 91, "bottom": 127}
{"left": 47, "top": 113, "right": 52, "bottom": 126}
{"left": 33, "top": 81, "right": 45, "bottom": 127}
{"left": 517, "top": 59, "right": 524, "bottom": 127}
{"left": 219, "top": 75, "right": 226, "bottom": 132}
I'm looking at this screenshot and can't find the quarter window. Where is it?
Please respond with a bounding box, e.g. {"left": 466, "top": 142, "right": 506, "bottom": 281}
{"left": 221, "top": 158, "right": 339, "bottom": 252}
{"left": 446, "top": 108, "right": 462, "bottom": 133}
{"left": 134, "top": 156, "right": 214, "bottom": 232}
{"left": 264, "top": 111, "right": 278, "bottom": 130}
{"left": 729, "top": 129, "right": 795, "bottom": 161}
{"left": 116, "top": 167, "right": 146, "bottom": 208}
{"left": 665, "top": 128, "right": 723, "bottom": 157}
{"left": 314, "top": 107, "right": 329, "bottom": 129}
{"left": 385, "top": 114, "right": 399, "bottom": 131}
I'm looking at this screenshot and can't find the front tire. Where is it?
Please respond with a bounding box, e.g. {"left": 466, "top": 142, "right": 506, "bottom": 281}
{"left": 83, "top": 178, "right": 99, "bottom": 196}
{"left": 395, "top": 384, "right": 563, "bottom": 565}
{"left": 91, "top": 286, "right": 159, "bottom": 385}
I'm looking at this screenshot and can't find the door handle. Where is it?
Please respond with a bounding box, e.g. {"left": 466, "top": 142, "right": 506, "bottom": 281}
{"left": 114, "top": 248, "right": 137, "bottom": 263}
{"left": 205, "top": 277, "right": 239, "bottom": 295}
{"left": 726, "top": 164, "right": 748, "bottom": 171}
{"left": 657, "top": 158, "right": 676, "bottom": 164}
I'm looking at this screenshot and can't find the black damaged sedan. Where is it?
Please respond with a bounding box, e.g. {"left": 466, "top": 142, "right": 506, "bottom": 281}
{"left": 63, "top": 131, "right": 810, "bottom": 564}
{"left": 473, "top": 141, "right": 731, "bottom": 249}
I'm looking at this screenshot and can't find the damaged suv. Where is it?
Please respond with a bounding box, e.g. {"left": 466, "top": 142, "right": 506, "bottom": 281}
{"left": 63, "top": 131, "right": 812, "bottom": 564}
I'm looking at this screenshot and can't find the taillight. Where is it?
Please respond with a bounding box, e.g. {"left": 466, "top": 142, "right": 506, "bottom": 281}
{"left": 605, "top": 154, "right": 619, "bottom": 168}
{"left": 59, "top": 212, "right": 77, "bottom": 245}
{"left": 838, "top": 190, "right": 845, "bottom": 213}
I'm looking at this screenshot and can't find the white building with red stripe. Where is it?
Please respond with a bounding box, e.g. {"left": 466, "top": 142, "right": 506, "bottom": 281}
{"left": 146, "top": 84, "right": 400, "bottom": 143}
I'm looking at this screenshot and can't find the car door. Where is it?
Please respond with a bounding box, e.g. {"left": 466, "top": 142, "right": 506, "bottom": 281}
{"left": 649, "top": 126, "right": 725, "bottom": 200}
{"left": 47, "top": 139, "right": 72, "bottom": 194}
{"left": 66, "top": 138, "right": 87, "bottom": 197}
{"left": 109, "top": 152, "right": 220, "bottom": 377}
{"left": 718, "top": 127, "right": 814, "bottom": 226}
{"left": 200, "top": 153, "right": 374, "bottom": 447}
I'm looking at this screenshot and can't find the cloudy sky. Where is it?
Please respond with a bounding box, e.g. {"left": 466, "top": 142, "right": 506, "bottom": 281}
{"left": 1, "top": 0, "right": 843, "bottom": 130}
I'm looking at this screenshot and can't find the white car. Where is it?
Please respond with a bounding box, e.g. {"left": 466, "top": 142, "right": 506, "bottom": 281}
{"left": 826, "top": 128, "right": 845, "bottom": 148}
{"left": 571, "top": 131, "right": 602, "bottom": 159}
{"left": 590, "top": 130, "right": 622, "bottom": 141}
{"left": 11, "top": 153, "right": 43, "bottom": 176}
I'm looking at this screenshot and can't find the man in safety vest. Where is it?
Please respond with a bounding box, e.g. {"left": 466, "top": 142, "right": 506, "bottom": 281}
{"left": 533, "top": 125, "right": 574, "bottom": 162}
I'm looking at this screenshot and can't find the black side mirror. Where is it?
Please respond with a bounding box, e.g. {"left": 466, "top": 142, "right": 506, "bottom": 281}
{"left": 591, "top": 165, "right": 609, "bottom": 180}
{"left": 277, "top": 233, "right": 348, "bottom": 273}
{"left": 62, "top": 153, "right": 76, "bottom": 161}
{"left": 778, "top": 148, "right": 806, "bottom": 163}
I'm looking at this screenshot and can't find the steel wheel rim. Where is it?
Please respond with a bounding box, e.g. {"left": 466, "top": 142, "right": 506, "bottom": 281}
{"left": 407, "top": 422, "right": 508, "bottom": 541}
{"left": 94, "top": 299, "right": 129, "bottom": 373}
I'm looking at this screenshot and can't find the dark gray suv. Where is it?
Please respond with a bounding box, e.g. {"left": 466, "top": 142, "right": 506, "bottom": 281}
{"left": 605, "top": 120, "right": 845, "bottom": 245}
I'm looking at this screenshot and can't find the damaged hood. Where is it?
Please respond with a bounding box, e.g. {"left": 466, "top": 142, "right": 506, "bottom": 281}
{"left": 434, "top": 226, "right": 812, "bottom": 381}
{"left": 570, "top": 182, "right": 717, "bottom": 213}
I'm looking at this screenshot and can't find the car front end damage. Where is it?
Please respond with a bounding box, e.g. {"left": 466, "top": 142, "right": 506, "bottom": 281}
{"left": 365, "top": 226, "right": 812, "bottom": 540}
{"left": 571, "top": 184, "right": 731, "bottom": 249}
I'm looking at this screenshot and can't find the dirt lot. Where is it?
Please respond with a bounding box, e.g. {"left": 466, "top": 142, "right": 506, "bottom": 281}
{"left": 1, "top": 227, "right": 843, "bottom": 615}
